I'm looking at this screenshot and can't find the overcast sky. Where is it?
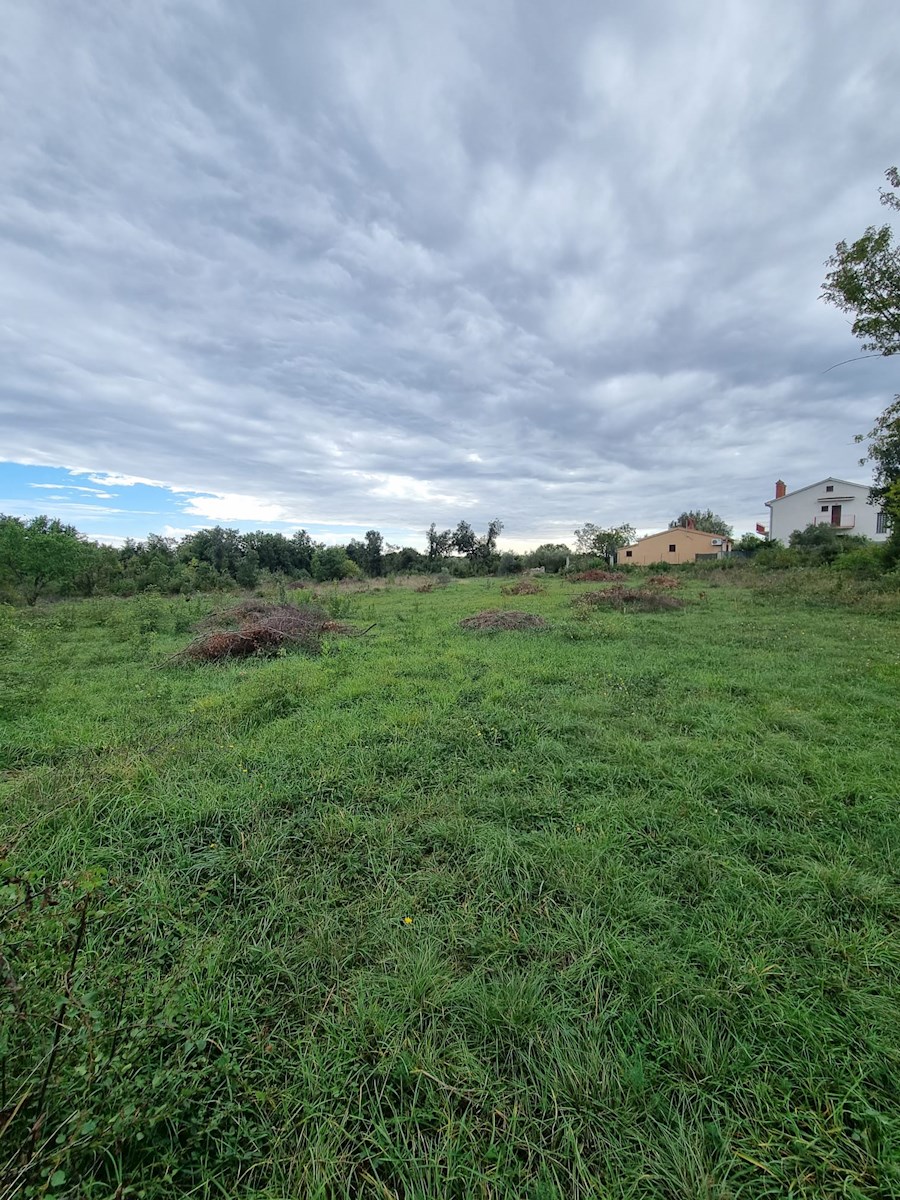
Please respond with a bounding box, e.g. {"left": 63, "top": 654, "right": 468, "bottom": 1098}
{"left": 1, "top": 0, "right": 898, "bottom": 548}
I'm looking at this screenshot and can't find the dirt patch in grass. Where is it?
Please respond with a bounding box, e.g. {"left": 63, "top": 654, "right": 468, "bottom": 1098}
{"left": 501, "top": 580, "right": 545, "bottom": 596}
{"left": 177, "top": 602, "right": 352, "bottom": 662}
{"left": 567, "top": 569, "right": 625, "bottom": 582}
{"left": 459, "top": 610, "right": 549, "bottom": 631}
{"left": 575, "top": 588, "right": 684, "bottom": 613}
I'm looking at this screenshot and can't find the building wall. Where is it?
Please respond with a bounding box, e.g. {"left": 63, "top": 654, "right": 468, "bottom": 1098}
{"left": 768, "top": 479, "right": 888, "bottom": 543}
{"left": 618, "top": 528, "right": 731, "bottom": 566}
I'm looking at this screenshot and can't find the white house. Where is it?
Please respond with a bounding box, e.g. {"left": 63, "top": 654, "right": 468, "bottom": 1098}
{"left": 765, "top": 478, "right": 890, "bottom": 543}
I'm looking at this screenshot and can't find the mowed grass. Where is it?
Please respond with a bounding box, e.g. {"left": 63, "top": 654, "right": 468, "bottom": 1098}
{"left": 2, "top": 577, "right": 900, "bottom": 1199}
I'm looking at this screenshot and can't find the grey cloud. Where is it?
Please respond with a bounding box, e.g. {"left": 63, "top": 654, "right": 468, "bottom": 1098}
{"left": 1, "top": 0, "right": 899, "bottom": 542}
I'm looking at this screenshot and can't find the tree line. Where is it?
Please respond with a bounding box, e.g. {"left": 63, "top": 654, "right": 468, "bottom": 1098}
{"left": 0, "top": 514, "right": 575, "bottom": 605}
{"left": 0, "top": 507, "right": 756, "bottom": 606}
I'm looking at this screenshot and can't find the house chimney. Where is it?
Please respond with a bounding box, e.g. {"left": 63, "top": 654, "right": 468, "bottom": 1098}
{"left": 775, "top": 479, "right": 786, "bottom": 499}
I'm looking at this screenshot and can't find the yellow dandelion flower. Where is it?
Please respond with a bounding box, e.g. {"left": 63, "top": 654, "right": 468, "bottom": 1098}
{"left": 402, "top": 916, "right": 413, "bottom": 925}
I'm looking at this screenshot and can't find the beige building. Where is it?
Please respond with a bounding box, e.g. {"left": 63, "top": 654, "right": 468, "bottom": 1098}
{"left": 617, "top": 525, "right": 732, "bottom": 566}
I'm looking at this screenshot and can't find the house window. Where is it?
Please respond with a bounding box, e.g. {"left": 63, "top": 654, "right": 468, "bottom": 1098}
{"left": 877, "top": 511, "right": 891, "bottom": 534}
{"left": 821, "top": 506, "right": 829, "bottom": 512}
{"left": 625, "top": 550, "right": 633, "bottom": 557}
{"left": 668, "top": 544, "right": 676, "bottom": 553}
{"left": 825, "top": 485, "right": 834, "bottom": 493}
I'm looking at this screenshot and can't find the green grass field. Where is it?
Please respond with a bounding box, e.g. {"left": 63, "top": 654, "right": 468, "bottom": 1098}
{"left": 2, "top": 576, "right": 900, "bottom": 1199}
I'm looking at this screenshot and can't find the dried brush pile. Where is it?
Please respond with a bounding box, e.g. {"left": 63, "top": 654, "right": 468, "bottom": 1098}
{"left": 647, "top": 574, "right": 681, "bottom": 589}
{"left": 567, "top": 569, "right": 625, "bottom": 583}
{"left": 459, "top": 610, "right": 548, "bottom": 632}
{"left": 198, "top": 600, "right": 287, "bottom": 629}
{"left": 575, "top": 588, "right": 684, "bottom": 613}
{"left": 415, "top": 582, "right": 435, "bottom": 593}
{"left": 501, "top": 579, "right": 545, "bottom": 596}
{"left": 175, "top": 602, "right": 352, "bottom": 663}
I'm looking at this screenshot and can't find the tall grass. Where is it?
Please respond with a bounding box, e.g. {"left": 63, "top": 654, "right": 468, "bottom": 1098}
{"left": 2, "top": 577, "right": 899, "bottom": 1197}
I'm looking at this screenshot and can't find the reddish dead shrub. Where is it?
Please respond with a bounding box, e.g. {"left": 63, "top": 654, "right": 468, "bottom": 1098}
{"left": 176, "top": 601, "right": 351, "bottom": 662}
{"left": 179, "top": 626, "right": 317, "bottom": 661}
{"left": 459, "top": 610, "right": 548, "bottom": 632}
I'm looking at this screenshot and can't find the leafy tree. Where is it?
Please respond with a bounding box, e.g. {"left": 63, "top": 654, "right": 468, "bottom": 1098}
{"left": 496, "top": 551, "right": 523, "bottom": 575}
{"left": 734, "top": 533, "right": 768, "bottom": 553}
{"left": 470, "top": 518, "right": 503, "bottom": 568}
{"left": 383, "top": 546, "right": 426, "bottom": 573}
{"left": 855, "top": 399, "right": 900, "bottom": 513}
{"left": 426, "top": 523, "right": 453, "bottom": 564}
{"left": 243, "top": 530, "right": 317, "bottom": 576}
{"left": 0, "top": 515, "right": 89, "bottom": 604}
{"left": 345, "top": 539, "right": 368, "bottom": 570}
{"left": 311, "top": 546, "right": 353, "bottom": 582}
{"left": 573, "top": 523, "right": 602, "bottom": 554}
{"left": 450, "top": 521, "right": 476, "bottom": 557}
{"left": 822, "top": 167, "right": 900, "bottom": 358}
{"left": 483, "top": 517, "right": 503, "bottom": 555}
{"left": 192, "top": 561, "right": 223, "bottom": 591}
{"left": 235, "top": 549, "right": 260, "bottom": 588}
{"left": 75, "top": 542, "right": 121, "bottom": 596}
{"left": 669, "top": 510, "right": 733, "bottom": 537}
{"left": 178, "top": 527, "right": 242, "bottom": 576}
{"left": 527, "top": 543, "right": 571, "bottom": 572}
{"left": 822, "top": 167, "right": 900, "bottom": 531}
{"left": 290, "top": 530, "right": 318, "bottom": 574}
{"left": 573, "top": 523, "right": 636, "bottom": 563}
{"left": 344, "top": 532, "right": 385, "bottom": 577}
{"left": 364, "top": 530, "right": 384, "bottom": 576}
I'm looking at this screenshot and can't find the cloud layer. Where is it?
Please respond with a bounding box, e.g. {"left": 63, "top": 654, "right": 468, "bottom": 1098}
{"left": 2, "top": 0, "right": 898, "bottom": 543}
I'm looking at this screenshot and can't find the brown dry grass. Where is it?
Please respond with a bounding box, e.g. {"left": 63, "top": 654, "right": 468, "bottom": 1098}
{"left": 575, "top": 588, "right": 684, "bottom": 613}
{"left": 647, "top": 575, "right": 681, "bottom": 589}
{"left": 459, "top": 610, "right": 548, "bottom": 632}
{"left": 500, "top": 580, "right": 545, "bottom": 596}
{"left": 567, "top": 569, "right": 625, "bottom": 583}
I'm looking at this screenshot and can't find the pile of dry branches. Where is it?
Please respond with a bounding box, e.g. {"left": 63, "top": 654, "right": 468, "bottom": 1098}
{"left": 567, "top": 569, "right": 625, "bottom": 582}
{"left": 500, "top": 580, "right": 545, "bottom": 596}
{"left": 173, "top": 602, "right": 353, "bottom": 663}
{"left": 459, "top": 610, "right": 548, "bottom": 631}
{"left": 574, "top": 588, "right": 684, "bottom": 613}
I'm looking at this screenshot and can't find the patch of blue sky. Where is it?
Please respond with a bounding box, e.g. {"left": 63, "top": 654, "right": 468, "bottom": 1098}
{"left": 0, "top": 461, "right": 419, "bottom": 547}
